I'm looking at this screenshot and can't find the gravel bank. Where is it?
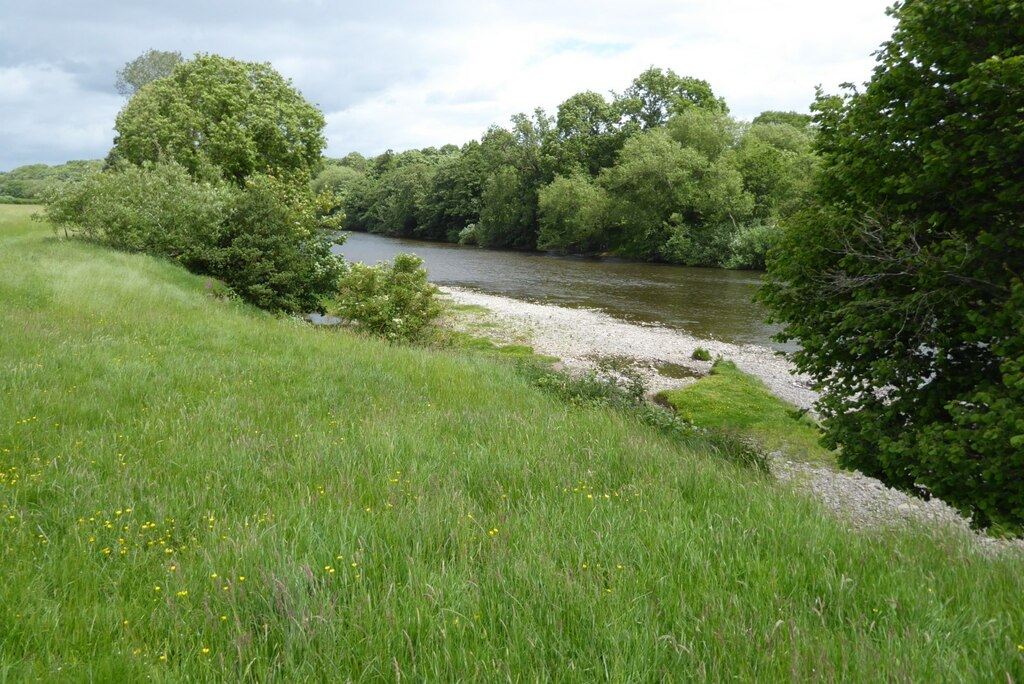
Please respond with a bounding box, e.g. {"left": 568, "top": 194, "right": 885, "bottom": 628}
{"left": 440, "top": 286, "right": 817, "bottom": 409}
{"left": 440, "top": 286, "right": 1023, "bottom": 553}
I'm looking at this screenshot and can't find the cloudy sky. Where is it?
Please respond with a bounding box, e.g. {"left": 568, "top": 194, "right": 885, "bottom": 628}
{"left": 0, "top": 0, "right": 896, "bottom": 171}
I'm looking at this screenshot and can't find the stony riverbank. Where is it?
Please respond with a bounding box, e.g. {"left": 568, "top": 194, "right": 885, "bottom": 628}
{"left": 439, "top": 286, "right": 1023, "bottom": 552}
{"left": 440, "top": 286, "right": 817, "bottom": 408}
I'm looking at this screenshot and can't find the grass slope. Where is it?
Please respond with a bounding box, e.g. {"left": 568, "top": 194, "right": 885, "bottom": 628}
{"left": 1, "top": 206, "right": 1022, "bottom": 681}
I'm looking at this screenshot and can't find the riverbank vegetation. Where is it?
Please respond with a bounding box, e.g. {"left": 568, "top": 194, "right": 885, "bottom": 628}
{"left": 44, "top": 54, "right": 344, "bottom": 315}
{"left": 659, "top": 360, "right": 833, "bottom": 466}
{"left": 761, "top": 0, "right": 1024, "bottom": 531}
{"left": 328, "top": 68, "right": 816, "bottom": 269}
{"left": 3, "top": 205, "right": 1024, "bottom": 680}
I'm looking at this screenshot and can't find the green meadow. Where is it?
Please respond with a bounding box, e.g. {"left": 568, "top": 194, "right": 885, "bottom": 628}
{"left": 2, "top": 204, "right": 1022, "bottom": 681}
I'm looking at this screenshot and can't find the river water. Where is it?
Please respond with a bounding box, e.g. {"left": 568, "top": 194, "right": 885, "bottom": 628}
{"left": 334, "top": 231, "right": 788, "bottom": 349}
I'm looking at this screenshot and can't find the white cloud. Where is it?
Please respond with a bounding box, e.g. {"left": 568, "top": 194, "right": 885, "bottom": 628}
{"left": 0, "top": 64, "right": 121, "bottom": 168}
{"left": 0, "top": 0, "right": 896, "bottom": 169}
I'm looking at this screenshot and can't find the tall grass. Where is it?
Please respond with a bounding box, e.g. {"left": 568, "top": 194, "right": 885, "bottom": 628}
{"left": 2, "top": 205, "right": 1022, "bottom": 681}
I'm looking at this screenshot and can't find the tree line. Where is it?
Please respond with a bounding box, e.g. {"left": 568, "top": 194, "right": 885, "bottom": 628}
{"left": 0, "top": 160, "right": 102, "bottom": 204}
{"left": 325, "top": 68, "right": 816, "bottom": 270}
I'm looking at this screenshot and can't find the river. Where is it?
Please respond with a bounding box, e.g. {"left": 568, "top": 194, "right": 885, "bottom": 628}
{"left": 334, "top": 231, "right": 789, "bottom": 350}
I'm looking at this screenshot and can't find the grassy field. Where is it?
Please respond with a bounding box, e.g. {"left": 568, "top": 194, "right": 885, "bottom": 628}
{"left": 2, "top": 204, "right": 1022, "bottom": 681}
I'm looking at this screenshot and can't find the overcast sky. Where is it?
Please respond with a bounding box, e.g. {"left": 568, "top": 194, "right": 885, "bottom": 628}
{"left": 0, "top": 0, "right": 896, "bottom": 171}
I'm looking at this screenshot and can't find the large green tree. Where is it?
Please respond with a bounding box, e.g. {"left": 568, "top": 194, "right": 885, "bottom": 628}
{"left": 547, "top": 91, "right": 626, "bottom": 177}
{"left": 110, "top": 54, "right": 325, "bottom": 186}
{"left": 619, "top": 67, "right": 727, "bottom": 130}
{"left": 760, "top": 0, "right": 1024, "bottom": 529}
{"left": 115, "top": 49, "right": 183, "bottom": 97}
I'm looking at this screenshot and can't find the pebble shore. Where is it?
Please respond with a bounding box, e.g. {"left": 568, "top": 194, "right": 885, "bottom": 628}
{"left": 441, "top": 286, "right": 1022, "bottom": 552}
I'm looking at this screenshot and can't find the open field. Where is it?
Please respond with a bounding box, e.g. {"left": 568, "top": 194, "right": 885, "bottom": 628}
{"left": 2, "top": 205, "right": 1022, "bottom": 681}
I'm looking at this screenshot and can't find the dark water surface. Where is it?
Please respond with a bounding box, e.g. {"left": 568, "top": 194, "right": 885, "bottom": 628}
{"left": 335, "top": 231, "right": 789, "bottom": 349}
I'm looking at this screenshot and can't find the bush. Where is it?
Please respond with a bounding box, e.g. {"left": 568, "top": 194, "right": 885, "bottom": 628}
{"left": 45, "top": 161, "right": 344, "bottom": 314}
{"left": 457, "top": 224, "right": 478, "bottom": 246}
{"left": 725, "top": 222, "right": 776, "bottom": 270}
{"left": 692, "top": 347, "right": 712, "bottom": 361}
{"left": 192, "top": 173, "right": 345, "bottom": 313}
{"left": 45, "top": 161, "right": 233, "bottom": 255}
{"left": 334, "top": 254, "right": 443, "bottom": 341}
{"left": 660, "top": 220, "right": 736, "bottom": 267}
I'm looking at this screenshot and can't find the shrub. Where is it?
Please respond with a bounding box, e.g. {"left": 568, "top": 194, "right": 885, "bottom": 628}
{"left": 725, "top": 222, "right": 776, "bottom": 270}
{"left": 191, "top": 173, "right": 345, "bottom": 313}
{"left": 457, "top": 224, "right": 478, "bottom": 246}
{"left": 334, "top": 254, "right": 443, "bottom": 341}
{"left": 45, "top": 162, "right": 344, "bottom": 314}
{"left": 660, "top": 220, "right": 736, "bottom": 267}
{"left": 692, "top": 347, "right": 712, "bottom": 361}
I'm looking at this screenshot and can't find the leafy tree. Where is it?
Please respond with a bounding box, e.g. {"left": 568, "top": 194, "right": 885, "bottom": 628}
{"left": 537, "top": 173, "right": 609, "bottom": 253}
{"left": 367, "top": 159, "right": 435, "bottom": 237}
{"left": 666, "top": 107, "right": 739, "bottom": 161}
{"left": 601, "top": 128, "right": 751, "bottom": 261}
{"left": 115, "top": 49, "right": 183, "bottom": 97}
{"left": 0, "top": 160, "right": 102, "bottom": 202}
{"left": 416, "top": 143, "right": 486, "bottom": 241}
{"left": 548, "top": 91, "right": 627, "bottom": 177}
{"left": 619, "top": 67, "right": 727, "bottom": 130}
{"left": 110, "top": 54, "right": 325, "bottom": 186}
{"left": 751, "top": 110, "right": 812, "bottom": 129}
{"left": 206, "top": 173, "right": 344, "bottom": 312}
{"left": 340, "top": 173, "right": 379, "bottom": 232}
{"left": 476, "top": 111, "right": 553, "bottom": 250}
{"left": 312, "top": 164, "right": 362, "bottom": 208}
{"left": 760, "top": 0, "right": 1024, "bottom": 529}
{"left": 733, "top": 120, "right": 816, "bottom": 220}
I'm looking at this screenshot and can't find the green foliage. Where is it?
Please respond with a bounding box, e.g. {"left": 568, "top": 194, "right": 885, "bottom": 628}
{"left": 457, "top": 223, "right": 478, "bottom": 245}
{"left": 619, "top": 67, "right": 728, "bottom": 129}
{"left": 691, "top": 347, "right": 713, "bottom": 362}
{"left": 548, "top": 91, "right": 626, "bottom": 176}
{"left": 476, "top": 111, "right": 552, "bottom": 250}
{"left": 751, "top": 110, "right": 813, "bottom": 129}
{"left": 334, "top": 253, "right": 443, "bottom": 341}
{"left": 537, "top": 173, "right": 608, "bottom": 253}
{"left": 44, "top": 160, "right": 234, "bottom": 255}
{"left": 0, "top": 160, "right": 102, "bottom": 202}
{"left": 733, "top": 122, "right": 816, "bottom": 220}
{"left": 110, "top": 54, "right": 325, "bottom": 186}
{"left": 602, "top": 129, "right": 752, "bottom": 262}
{"left": 760, "top": 0, "right": 1024, "bottom": 530}
{"left": 200, "top": 173, "right": 345, "bottom": 313}
{"left": 115, "top": 49, "right": 183, "bottom": 97}
{"left": 666, "top": 107, "right": 739, "bottom": 160}
{"left": 44, "top": 161, "right": 343, "bottom": 313}
{"left": 0, "top": 195, "right": 38, "bottom": 205}
{"left": 725, "top": 222, "right": 776, "bottom": 270}
{"left": 333, "top": 68, "right": 813, "bottom": 270}
{"left": 312, "top": 164, "right": 362, "bottom": 199}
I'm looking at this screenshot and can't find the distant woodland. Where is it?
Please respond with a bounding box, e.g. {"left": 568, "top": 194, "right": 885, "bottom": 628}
{"left": 322, "top": 67, "right": 816, "bottom": 269}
